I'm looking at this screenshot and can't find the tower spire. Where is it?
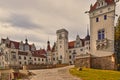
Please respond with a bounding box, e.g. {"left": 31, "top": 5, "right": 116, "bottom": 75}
{"left": 47, "top": 40, "right": 51, "bottom": 51}
{"left": 25, "top": 36, "right": 28, "bottom": 44}
{"left": 87, "top": 25, "right": 89, "bottom": 36}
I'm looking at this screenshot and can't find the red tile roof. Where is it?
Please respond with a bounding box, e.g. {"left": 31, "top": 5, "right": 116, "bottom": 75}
{"left": 90, "top": 0, "right": 114, "bottom": 12}
{"left": 51, "top": 43, "right": 56, "bottom": 52}
{"left": 51, "top": 46, "right": 55, "bottom": 52}
{"left": 10, "top": 40, "right": 20, "bottom": 49}
{"left": 90, "top": 2, "right": 98, "bottom": 12}
{"left": 1, "top": 38, "right": 32, "bottom": 50}
{"left": 32, "top": 49, "right": 46, "bottom": 58}
{"left": 68, "top": 41, "right": 75, "bottom": 49}
{"left": 105, "top": 0, "right": 114, "bottom": 4}
{"left": 68, "top": 39, "right": 85, "bottom": 49}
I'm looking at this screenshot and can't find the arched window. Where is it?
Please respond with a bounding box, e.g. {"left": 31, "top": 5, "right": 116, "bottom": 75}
{"left": 98, "top": 29, "right": 105, "bottom": 40}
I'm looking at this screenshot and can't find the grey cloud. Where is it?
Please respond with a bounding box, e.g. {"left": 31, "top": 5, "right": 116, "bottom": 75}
{"left": 0, "top": 0, "right": 119, "bottom": 49}
{"left": 2, "top": 14, "right": 40, "bottom": 29}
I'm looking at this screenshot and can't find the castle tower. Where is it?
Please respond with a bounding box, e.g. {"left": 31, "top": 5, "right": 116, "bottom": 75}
{"left": 47, "top": 41, "right": 51, "bottom": 51}
{"left": 56, "top": 29, "right": 69, "bottom": 64}
{"left": 89, "top": 0, "right": 117, "bottom": 69}
{"left": 89, "top": 0, "right": 115, "bottom": 55}
{"left": 46, "top": 40, "right": 52, "bottom": 64}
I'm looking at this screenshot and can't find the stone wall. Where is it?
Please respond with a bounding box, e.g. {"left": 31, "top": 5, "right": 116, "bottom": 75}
{"left": 75, "top": 57, "right": 91, "bottom": 68}
{"left": 75, "top": 55, "right": 116, "bottom": 70}
{"left": 91, "top": 55, "right": 116, "bottom": 70}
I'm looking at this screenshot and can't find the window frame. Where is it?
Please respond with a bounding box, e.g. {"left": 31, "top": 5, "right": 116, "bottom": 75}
{"left": 96, "top": 17, "right": 99, "bottom": 22}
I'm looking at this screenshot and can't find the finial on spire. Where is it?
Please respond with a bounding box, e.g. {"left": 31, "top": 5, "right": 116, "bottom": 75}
{"left": 25, "top": 36, "right": 28, "bottom": 44}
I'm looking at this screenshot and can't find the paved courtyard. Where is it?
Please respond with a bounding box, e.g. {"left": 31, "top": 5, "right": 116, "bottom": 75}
{"left": 29, "top": 65, "right": 81, "bottom": 80}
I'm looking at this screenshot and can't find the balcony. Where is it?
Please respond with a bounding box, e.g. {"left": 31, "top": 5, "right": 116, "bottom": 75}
{"left": 96, "top": 38, "right": 114, "bottom": 52}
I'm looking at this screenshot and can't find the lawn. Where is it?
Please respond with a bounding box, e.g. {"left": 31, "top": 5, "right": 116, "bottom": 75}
{"left": 69, "top": 68, "right": 120, "bottom": 80}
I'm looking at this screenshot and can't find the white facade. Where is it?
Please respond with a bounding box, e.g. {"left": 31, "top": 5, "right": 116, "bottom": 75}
{"left": 0, "top": 38, "right": 46, "bottom": 68}
{"left": 56, "top": 29, "right": 69, "bottom": 64}
{"left": 47, "top": 28, "right": 90, "bottom": 65}
{"left": 90, "top": 0, "right": 115, "bottom": 57}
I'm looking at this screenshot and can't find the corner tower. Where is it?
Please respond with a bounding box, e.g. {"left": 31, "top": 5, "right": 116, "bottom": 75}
{"left": 56, "top": 29, "right": 69, "bottom": 64}
{"left": 89, "top": 0, "right": 115, "bottom": 55}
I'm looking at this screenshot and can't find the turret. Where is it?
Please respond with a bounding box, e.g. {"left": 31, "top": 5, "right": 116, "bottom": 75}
{"left": 47, "top": 41, "right": 51, "bottom": 51}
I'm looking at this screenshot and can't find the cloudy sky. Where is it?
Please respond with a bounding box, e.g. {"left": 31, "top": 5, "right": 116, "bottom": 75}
{"left": 0, "top": 0, "right": 120, "bottom": 49}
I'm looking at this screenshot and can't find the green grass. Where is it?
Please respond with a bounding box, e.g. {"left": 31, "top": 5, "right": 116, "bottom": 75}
{"left": 69, "top": 68, "right": 120, "bottom": 80}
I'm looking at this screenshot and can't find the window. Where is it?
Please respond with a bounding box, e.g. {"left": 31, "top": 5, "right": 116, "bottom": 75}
{"left": 69, "top": 50, "right": 71, "bottom": 53}
{"left": 98, "top": 29, "right": 105, "bottom": 40}
{"left": 34, "top": 58, "right": 36, "bottom": 61}
{"left": 12, "top": 52, "right": 16, "bottom": 60}
{"left": 60, "top": 45, "right": 62, "bottom": 48}
{"left": 24, "top": 62, "right": 27, "bottom": 65}
{"left": 29, "top": 57, "right": 31, "bottom": 59}
{"left": 86, "top": 47, "right": 88, "bottom": 49}
{"left": 60, "top": 55, "right": 62, "bottom": 59}
{"left": 19, "top": 62, "right": 21, "bottom": 64}
{"left": 24, "top": 57, "right": 26, "bottom": 60}
{"left": 80, "top": 49, "right": 83, "bottom": 51}
{"left": 19, "top": 56, "right": 21, "bottom": 59}
{"left": 69, "top": 55, "right": 71, "bottom": 59}
{"left": 98, "top": 31, "right": 101, "bottom": 40}
{"left": 73, "top": 50, "right": 76, "bottom": 52}
{"left": 42, "top": 59, "right": 44, "bottom": 61}
{"left": 38, "top": 58, "right": 40, "bottom": 61}
{"left": 96, "top": 17, "right": 99, "bottom": 22}
{"left": 104, "top": 15, "right": 107, "bottom": 20}
{"left": 101, "top": 2, "right": 103, "bottom": 5}
{"left": 53, "top": 58, "right": 55, "bottom": 61}
{"left": 102, "top": 30, "right": 105, "bottom": 39}
{"left": 12, "top": 55, "right": 16, "bottom": 59}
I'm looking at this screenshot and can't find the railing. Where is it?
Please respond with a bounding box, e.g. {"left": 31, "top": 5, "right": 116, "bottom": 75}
{"left": 96, "top": 38, "right": 114, "bottom": 52}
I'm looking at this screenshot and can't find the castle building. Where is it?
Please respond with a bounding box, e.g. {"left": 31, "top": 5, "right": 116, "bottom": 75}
{"left": 46, "top": 28, "right": 90, "bottom": 65}
{"left": 75, "top": 0, "right": 117, "bottom": 70}
{"left": 0, "top": 37, "right": 46, "bottom": 68}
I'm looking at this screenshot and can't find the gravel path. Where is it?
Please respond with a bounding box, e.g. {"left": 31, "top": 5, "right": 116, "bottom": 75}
{"left": 29, "top": 65, "right": 81, "bottom": 80}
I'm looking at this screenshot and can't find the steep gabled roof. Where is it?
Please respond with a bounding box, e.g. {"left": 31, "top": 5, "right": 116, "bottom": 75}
{"left": 47, "top": 41, "right": 51, "bottom": 51}
{"left": 1, "top": 38, "right": 32, "bottom": 50}
{"left": 90, "top": 0, "right": 115, "bottom": 12}
{"left": 68, "top": 41, "right": 75, "bottom": 49}
{"left": 90, "top": 2, "right": 98, "bottom": 12}
{"left": 80, "top": 39, "right": 85, "bottom": 46}
{"left": 10, "top": 40, "right": 20, "bottom": 49}
{"left": 32, "top": 49, "right": 46, "bottom": 58}
{"left": 68, "top": 39, "right": 85, "bottom": 49}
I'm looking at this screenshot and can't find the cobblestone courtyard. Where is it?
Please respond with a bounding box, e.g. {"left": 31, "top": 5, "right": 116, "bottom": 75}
{"left": 30, "top": 65, "right": 81, "bottom": 80}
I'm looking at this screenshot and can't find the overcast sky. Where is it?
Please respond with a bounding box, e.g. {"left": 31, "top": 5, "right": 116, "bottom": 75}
{"left": 0, "top": 0, "right": 120, "bottom": 49}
